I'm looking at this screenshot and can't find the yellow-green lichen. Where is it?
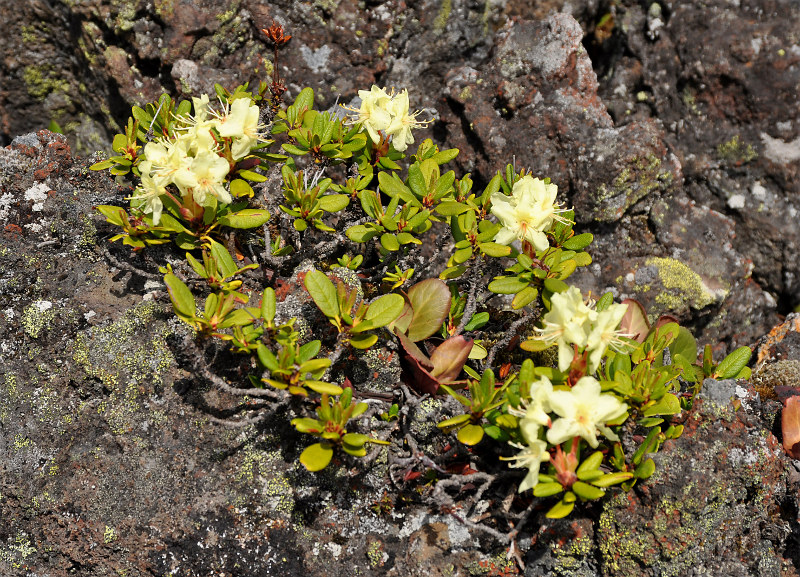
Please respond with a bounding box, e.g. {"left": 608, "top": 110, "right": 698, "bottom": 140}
{"left": 22, "top": 301, "right": 57, "bottom": 339}
{"left": 717, "top": 135, "right": 757, "bottom": 165}
{"left": 646, "top": 257, "right": 716, "bottom": 311}
{"left": 594, "top": 154, "right": 673, "bottom": 221}
{"left": 434, "top": 0, "right": 452, "bottom": 33}
{"left": 72, "top": 301, "right": 173, "bottom": 434}
{"left": 23, "top": 64, "right": 71, "bottom": 102}
{"left": 366, "top": 540, "right": 385, "bottom": 568}
{"left": 0, "top": 532, "right": 37, "bottom": 570}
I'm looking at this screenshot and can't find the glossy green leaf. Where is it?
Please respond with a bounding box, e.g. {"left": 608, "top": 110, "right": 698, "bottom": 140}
{"left": 318, "top": 194, "right": 350, "bottom": 212}
{"left": 488, "top": 276, "right": 528, "bottom": 294}
{"left": 217, "top": 209, "right": 270, "bottom": 229}
{"left": 299, "top": 442, "right": 334, "bottom": 472}
{"left": 643, "top": 393, "right": 681, "bottom": 417}
{"left": 349, "top": 333, "right": 379, "bottom": 349}
{"left": 634, "top": 458, "right": 656, "bottom": 479}
{"left": 511, "top": 286, "right": 539, "bottom": 309}
{"left": 533, "top": 482, "right": 564, "bottom": 498}
{"left": 380, "top": 233, "right": 400, "bottom": 251}
{"left": 479, "top": 242, "right": 512, "bottom": 257}
{"left": 164, "top": 273, "right": 196, "bottom": 319}
{"left": 305, "top": 381, "right": 344, "bottom": 395}
{"left": 713, "top": 346, "right": 752, "bottom": 379}
{"left": 304, "top": 269, "right": 338, "bottom": 319}
{"left": 437, "top": 413, "right": 471, "bottom": 432}
{"left": 562, "top": 233, "right": 593, "bottom": 250}
{"left": 365, "top": 293, "right": 405, "bottom": 328}
{"left": 230, "top": 179, "right": 254, "bottom": 198}
{"left": 572, "top": 481, "right": 605, "bottom": 500}
{"left": 546, "top": 498, "right": 575, "bottom": 519}
{"left": 591, "top": 472, "right": 634, "bottom": 488}
{"left": 457, "top": 424, "right": 484, "bottom": 446}
{"left": 261, "top": 288, "right": 276, "bottom": 322}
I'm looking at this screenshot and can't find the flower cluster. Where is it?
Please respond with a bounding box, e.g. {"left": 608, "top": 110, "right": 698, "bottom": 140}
{"left": 344, "top": 85, "right": 429, "bottom": 152}
{"left": 507, "top": 375, "right": 627, "bottom": 491}
{"left": 536, "top": 286, "right": 630, "bottom": 372}
{"left": 131, "top": 95, "right": 265, "bottom": 224}
{"left": 490, "top": 174, "right": 572, "bottom": 251}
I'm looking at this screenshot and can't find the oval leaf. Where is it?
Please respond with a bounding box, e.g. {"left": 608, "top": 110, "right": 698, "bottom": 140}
{"left": 299, "top": 442, "right": 334, "bottom": 472}
{"left": 714, "top": 346, "right": 752, "bottom": 379}
{"left": 365, "top": 293, "right": 405, "bottom": 328}
{"left": 406, "top": 278, "right": 451, "bottom": 342}
{"left": 304, "top": 269, "right": 338, "bottom": 319}
{"left": 457, "top": 423, "right": 484, "bottom": 446}
{"left": 164, "top": 273, "right": 196, "bottom": 319}
{"left": 218, "top": 209, "right": 271, "bottom": 229}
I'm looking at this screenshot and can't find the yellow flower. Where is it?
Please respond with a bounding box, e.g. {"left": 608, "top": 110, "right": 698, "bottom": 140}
{"left": 216, "top": 98, "right": 263, "bottom": 160}
{"left": 536, "top": 286, "right": 596, "bottom": 371}
{"left": 353, "top": 85, "right": 392, "bottom": 144}
{"left": 129, "top": 160, "right": 166, "bottom": 224}
{"left": 546, "top": 377, "right": 627, "bottom": 448}
{"left": 490, "top": 175, "right": 571, "bottom": 251}
{"left": 385, "top": 89, "right": 428, "bottom": 152}
{"left": 178, "top": 150, "right": 231, "bottom": 206}
{"left": 504, "top": 439, "right": 550, "bottom": 492}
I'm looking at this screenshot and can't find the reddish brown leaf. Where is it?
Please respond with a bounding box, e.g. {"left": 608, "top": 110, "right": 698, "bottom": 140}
{"left": 620, "top": 298, "right": 650, "bottom": 342}
{"left": 430, "top": 335, "right": 473, "bottom": 383}
{"left": 782, "top": 395, "right": 800, "bottom": 458}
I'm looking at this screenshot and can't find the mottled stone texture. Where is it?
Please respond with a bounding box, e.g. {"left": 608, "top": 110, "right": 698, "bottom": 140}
{"left": 3, "top": 0, "right": 800, "bottom": 575}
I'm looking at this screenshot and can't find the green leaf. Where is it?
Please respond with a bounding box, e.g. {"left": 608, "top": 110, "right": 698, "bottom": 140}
{"left": 546, "top": 498, "right": 575, "bottom": 519}
{"left": 643, "top": 393, "right": 681, "bottom": 416}
{"left": 292, "top": 417, "right": 322, "bottom": 434}
{"left": 305, "top": 381, "right": 344, "bottom": 395}
{"left": 463, "top": 312, "right": 490, "bottom": 331}
{"left": 511, "top": 286, "right": 539, "bottom": 309}
{"left": 406, "top": 278, "right": 452, "bottom": 341}
{"left": 209, "top": 239, "right": 237, "bottom": 278}
{"left": 380, "top": 233, "right": 400, "bottom": 251}
{"left": 318, "top": 194, "right": 350, "bottom": 212}
{"left": 634, "top": 458, "right": 656, "bottom": 479}
{"left": 452, "top": 246, "right": 473, "bottom": 264}
{"left": 488, "top": 276, "right": 529, "bottom": 294}
{"left": 238, "top": 169, "right": 267, "bottom": 182}
{"left": 562, "top": 233, "right": 593, "bottom": 250}
{"left": 349, "top": 333, "right": 378, "bottom": 349}
{"left": 533, "top": 482, "right": 564, "bottom": 497}
{"left": 713, "top": 346, "right": 752, "bottom": 379}
{"left": 342, "top": 433, "right": 369, "bottom": 448}
{"left": 217, "top": 209, "right": 270, "bottom": 229}
{"left": 304, "top": 269, "right": 339, "bottom": 319}
{"left": 435, "top": 201, "right": 471, "bottom": 216}
{"left": 571, "top": 481, "right": 605, "bottom": 500}
{"left": 261, "top": 288, "right": 276, "bottom": 322}
{"left": 437, "top": 413, "right": 471, "bottom": 431}
{"left": 90, "top": 158, "right": 117, "bottom": 171}
{"left": 479, "top": 242, "right": 512, "bottom": 257}
{"left": 95, "top": 205, "right": 126, "bottom": 226}
{"left": 591, "top": 472, "right": 634, "bottom": 488}
{"left": 294, "top": 87, "right": 315, "bottom": 113}
{"left": 457, "top": 424, "right": 484, "bottom": 446}
{"left": 576, "top": 451, "right": 604, "bottom": 478}
{"left": 299, "top": 442, "right": 334, "bottom": 472}
{"left": 669, "top": 326, "right": 698, "bottom": 363}
{"left": 230, "top": 179, "right": 254, "bottom": 198}
{"left": 365, "top": 293, "right": 405, "bottom": 328}
{"left": 164, "top": 273, "right": 196, "bottom": 319}
{"left": 377, "top": 171, "right": 414, "bottom": 203}
{"left": 543, "top": 278, "right": 569, "bottom": 294}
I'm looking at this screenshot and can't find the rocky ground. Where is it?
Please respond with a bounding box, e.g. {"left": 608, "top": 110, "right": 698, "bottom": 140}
{"left": 2, "top": 1, "right": 800, "bottom": 575}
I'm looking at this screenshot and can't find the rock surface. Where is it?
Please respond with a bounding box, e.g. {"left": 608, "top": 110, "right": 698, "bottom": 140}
{"left": 2, "top": 0, "right": 800, "bottom": 575}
